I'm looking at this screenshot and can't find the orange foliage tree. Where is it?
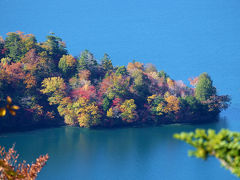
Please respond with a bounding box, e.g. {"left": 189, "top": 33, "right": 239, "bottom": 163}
{"left": 0, "top": 145, "right": 48, "bottom": 180}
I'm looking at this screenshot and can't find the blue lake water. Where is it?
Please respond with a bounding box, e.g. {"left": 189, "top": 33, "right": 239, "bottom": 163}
{"left": 1, "top": 0, "right": 240, "bottom": 179}
{"left": 0, "top": 108, "right": 239, "bottom": 180}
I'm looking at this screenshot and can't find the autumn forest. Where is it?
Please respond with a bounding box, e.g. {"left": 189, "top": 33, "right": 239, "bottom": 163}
{"left": 0, "top": 32, "right": 231, "bottom": 132}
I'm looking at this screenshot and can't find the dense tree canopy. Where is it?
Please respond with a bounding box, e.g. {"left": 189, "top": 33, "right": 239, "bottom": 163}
{"left": 0, "top": 31, "right": 230, "bottom": 130}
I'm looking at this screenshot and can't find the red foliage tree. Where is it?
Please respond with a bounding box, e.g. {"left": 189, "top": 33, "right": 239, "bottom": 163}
{"left": 188, "top": 77, "right": 199, "bottom": 87}
{"left": 71, "top": 85, "right": 96, "bottom": 100}
{"left": 0, "top": 62, "right": 25, "bottom": 84}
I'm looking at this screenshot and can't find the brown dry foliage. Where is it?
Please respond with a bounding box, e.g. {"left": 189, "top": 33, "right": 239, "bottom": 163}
{"left": 0, "top": 145, "right": 49, "bottom": 180}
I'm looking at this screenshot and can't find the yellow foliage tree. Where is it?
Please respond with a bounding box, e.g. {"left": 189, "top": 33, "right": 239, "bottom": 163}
{"left": 57, "top": 97, "right": 76, "bottom": 125}
{"left": 164, "top": 95, "right": 180, "bottom": 113}
{"left": 147, "top": 94, "right": 157, "bottom": 104}
{"left": 154, "top": 95, "right": 180, "bottom": 116}
{"left": 74, "top": 97, "right": 101, "bottom": 127}
{"left": 120, "top": 99, "right": 137, "bottom": 122}
{"left": 41, "top": 77, "right": 66, "bottom": 105}
{"left": 58, "top": 55, "right": 76, "bottom": 74}
{"left": 167, "top": 78, "right": 175, "bottom": 89}
{"left": 127, "top": 61, "right": 144, "bottom": 73}
{"left": 107, "top": 107, "right": 113, "bottom": 118}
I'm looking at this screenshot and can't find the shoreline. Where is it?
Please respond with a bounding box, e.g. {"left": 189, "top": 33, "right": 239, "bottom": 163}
{"left": 0, "top": 115, "right": 219, "bottom": 135}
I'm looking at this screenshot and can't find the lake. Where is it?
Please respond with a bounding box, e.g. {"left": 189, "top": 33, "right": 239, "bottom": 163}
{"left": 0, "top": 107, "right": 239, "bottom": 180}
{"left": 1, "top": 0, "right": 240, "bottom": 179}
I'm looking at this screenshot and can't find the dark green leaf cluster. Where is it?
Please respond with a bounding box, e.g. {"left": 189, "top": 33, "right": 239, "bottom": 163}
{"left": 195, "top": 73, "right": 216, "bottom": 101}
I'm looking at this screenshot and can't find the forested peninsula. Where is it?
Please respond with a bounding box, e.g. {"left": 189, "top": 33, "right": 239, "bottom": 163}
{"left": 0, "top": 32, "right": 230, "bottom": 132}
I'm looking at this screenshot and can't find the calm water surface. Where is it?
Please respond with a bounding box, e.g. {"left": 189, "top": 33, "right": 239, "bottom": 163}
{"left": 1, "top": 0, "right": 240, "bottom": 179}
{"left": 0, "top": 107, "right": 239, "bottom": 180}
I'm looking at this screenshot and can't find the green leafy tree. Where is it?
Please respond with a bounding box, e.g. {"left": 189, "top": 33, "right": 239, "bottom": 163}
{"left": 4, "top": 32, "right": 26, "bottom": 62}
{"left": 43, "top": 33, "right": 67, "bottom": 63}
{"left": 174, "top": 129, "right": 240, "bottom": 177}
{"left": 158, "top": 70, "right": 169, "bottom": 80}
{"left": 131, "top": 70, "right": 150, "bottom": 99}
{"left": 102, "top": 96, "right": 112, "bottom": 112}
{"left": 195, "top": 73, "right": 216, "bottom": 101}
{"left": 185, "top": 96, "right": 203, "bottom": 112}
{"left": 101, "top": 53, "right": 113, "bottom": 71}
{"left": 115, "top": 66, "right": 128, "bottom": 76}
{"left": 58, "top": 55, "right": 77, "bottom": 77}
{"left": 78, "top": 50, "right": 97, "bottom": 70}
{"left": 77, "top": 50, "right": 100, "bottom": 81}
{"left": 77, "top": 56, "right": 87, "bottom": 71}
